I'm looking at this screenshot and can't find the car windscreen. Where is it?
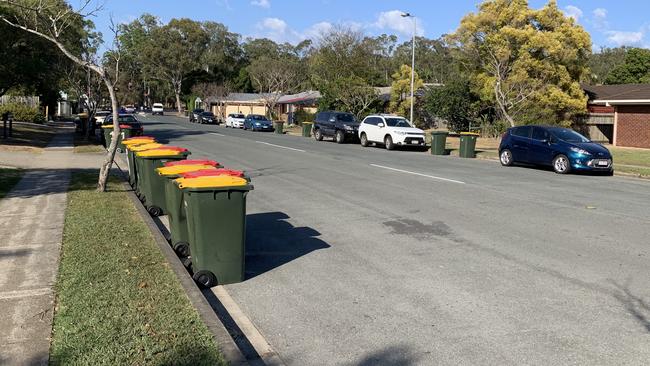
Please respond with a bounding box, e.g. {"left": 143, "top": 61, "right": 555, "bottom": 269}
{"left": 385, "top": 118, "right": 412, "bottom": 127}
{"left": 202, "top": 112, "right": 214, "bottom": 116}
{"left": 549, "top": 128, "right": 590, "bottom": 143}
{"left": 118, "top": 116, "right": 137, "bottom": 123}
{"left": 250, "top": 115, "right": 267, "bottom": 120}
{"left": 336, "top": 114, "right": 356, "bottom": 122}
{"left": 233, "top": 114, "right": 245, "bottom": 118}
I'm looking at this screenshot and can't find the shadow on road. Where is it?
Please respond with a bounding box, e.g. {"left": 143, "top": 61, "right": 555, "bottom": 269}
{"left": 146, "top": 128, "right": 213, "bottom": 144}
{"left": 355, "top": 344, "right": 420, "bottom": 366}
{"left": 245, "top": 211, "right": 330, "bottom": 280}
{"left": 610, "top": 280, "right": 650, "bottom": 333}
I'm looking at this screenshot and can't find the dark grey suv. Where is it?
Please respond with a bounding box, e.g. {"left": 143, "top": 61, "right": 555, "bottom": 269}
{"left": 313, "top": 111, "right": 360, "bottom": 143}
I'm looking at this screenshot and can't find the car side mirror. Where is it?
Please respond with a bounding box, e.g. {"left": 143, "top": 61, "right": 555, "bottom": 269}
{"left": 377, "top": 122, "right": 385, "bottom": 128}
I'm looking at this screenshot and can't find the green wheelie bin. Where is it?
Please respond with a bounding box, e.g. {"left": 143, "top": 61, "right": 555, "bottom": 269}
{"left": 127, "top": 142, "right": 162, "bottom": 195}
{"left": 459, "top": 132, "right": 479, "bottom": 158}
{"left": 301, "top": 122, "right": 312, "bottom": 137}
{"left": 136, "top": 147, "right": 190, "bottom": 216}
{"left": 430, "top": 131, "right": 449, "bottom": 155}
{"left": 273, "top": 121, "right": 284, "bottom": 134}
{"left": 176, "top": 175, "right": 253, "bottom": 288}
{"left": 123, "top": 137, "right": 156, "bottom": 187}
{"left": 101, "top": 124, "right": 131, "bottom": 152}
{"left": 156, "top": 163, "right": 220, "bottom": 256}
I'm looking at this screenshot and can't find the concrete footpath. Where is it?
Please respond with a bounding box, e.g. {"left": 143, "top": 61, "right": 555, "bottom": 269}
{"left": 0, "top": 128, "right": 102, "bottom": 365}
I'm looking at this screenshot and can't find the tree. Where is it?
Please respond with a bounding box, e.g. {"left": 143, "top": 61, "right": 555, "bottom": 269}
{"left": 449, "top": 0, "right": 591, "bottom": 127}
{"left": 330, "top": 77, "right": 379, "bottom": 119}
{"left": 1, "top": 0, "right": 125, "bottom": 191}
{"left": 424, "top": 79, "right": 478, "bottom": 132}
{"left": 145, "top": 18, "right": 207, "bottom": 113}
{"left": 605, "top": 48, "right": 650, "bottom": 84}
{"left": 389, "top": 65, "right": 424, "bottom": 120}
{"left": 394, "top": 36, "right": 458, "bottom": 84}
{"left": 588, "top": 47, "right": 628, "bottom": 84}
{"left": 248, "top": 56, "right": 303, "bottom": 119}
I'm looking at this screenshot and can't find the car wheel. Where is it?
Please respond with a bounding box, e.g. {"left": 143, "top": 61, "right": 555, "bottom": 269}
{"left": 314, "top": 128, "right": 323, "bottom": 141}
{"left": 500, "top": 149, "right": 514, "bottom": 166}
{"left": 553, "top": 154, "right": 571, "bottom": 174}
{"left": 335, "top": 130, "right": 345, "bottom": 144}
{"left": 360, "top": 133, "right": 369, "bottom": 147}
{"left": 385, "top": 135, "right": 394, "bottom": 150}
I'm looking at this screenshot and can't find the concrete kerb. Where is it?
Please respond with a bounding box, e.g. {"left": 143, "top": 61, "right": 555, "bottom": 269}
{"left": 113, "top": 157, "right": 248, "bottom": 365}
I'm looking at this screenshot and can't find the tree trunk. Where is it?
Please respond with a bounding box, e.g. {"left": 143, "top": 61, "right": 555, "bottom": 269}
{"left": 175, "top": 92, "right": 182, "bottom": 116}
{"left": 97, "top": 77, "right": 121, "bottom": 192}
{"left": 494, "top": 81, "right": 516, "bottom": 127}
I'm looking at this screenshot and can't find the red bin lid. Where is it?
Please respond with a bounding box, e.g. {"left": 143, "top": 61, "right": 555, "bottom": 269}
{"left": 164, "top": 159, "right": 220, "bottom": 167}
{"left": 179, "top": 168, "right": 245, "bottom": 179}
{"left": 151, "top": 146, "right": 188, "bottom": 152}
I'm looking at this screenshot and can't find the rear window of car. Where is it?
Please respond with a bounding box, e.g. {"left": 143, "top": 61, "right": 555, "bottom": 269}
{"left": 153, "top": 104, "right": 163, "bottom": 108}
{"left": 363, "top": 117, "right": 378, "bottom": 126}
{"left": 315, "top": 112, "right": 330, "bottom": 122}
{"left": 511, "top": 126, "right": 531, "bottom": 138}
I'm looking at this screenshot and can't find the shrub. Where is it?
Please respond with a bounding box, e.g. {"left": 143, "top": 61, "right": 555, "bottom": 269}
{"left": 0, "top": 103, "right": 44, "bottom": 124}
{"left": 294, "top": 109, "right": 315, "bottom": 125}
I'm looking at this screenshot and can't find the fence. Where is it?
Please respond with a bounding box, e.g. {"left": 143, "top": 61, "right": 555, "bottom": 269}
{"left": 0, "top": 95, "right": 40, "bottom": 108}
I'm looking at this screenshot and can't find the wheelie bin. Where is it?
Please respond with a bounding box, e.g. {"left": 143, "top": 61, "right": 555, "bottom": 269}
{"left": 301, "top": 122, "right": 312, "bottom": 137}
{"left": 123, "top": 136, "right": 156, "bottom": 186}
{"left": 179, "top": 168, "right": 248, "bottom": 181}
{"left": 459, "top": 132, "right": 479, "bottom": 158}
{"left": 101, "top": 124, "right": 132, "bottom": 152}
{"left": 176, "top": 175, "right": 252, "bottom": 287}
{"left": 273, "top": 121, "right": 284, "bottom": 134}
{"left": 430, "top": 131, "right": 449, "bottom": 155}
{"left": 126, "top": 142, "right": 163, "bottom": 193}
{"left": 136, "top": 147, "right": 190, "bottom": 216}
{"left": 163, "top": 159, "right": 221, "bottom": 168}
{"left": 157, "top": 163, "right": 221, "bottom": 257}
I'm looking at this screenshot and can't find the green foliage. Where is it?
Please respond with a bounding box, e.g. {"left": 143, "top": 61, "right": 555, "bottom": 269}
{"left": 424, "top": 79, "right": 478, "bottom": 132}
{"left": 605, "top": 48, "right": 650, "bottom": 84}
{"left": 0, "top": 103, "right": 44, "bottom": 123}
{"left": 450, "top": 0, "right": 590, "bottom": 127}
{"left": 588, "top": 47, "right": 629, "bottom": 84}
{"left": 389, "top": 65, "right": 424, "bottom": 119}
{"left": 293, "top": 109, "right": 315, "bottom": 124}
{"left": 394, "top": 37, "right": 459, "bottom": 84}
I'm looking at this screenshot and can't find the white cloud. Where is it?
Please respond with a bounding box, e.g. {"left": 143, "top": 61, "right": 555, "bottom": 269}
{"left": 605, "top": 31, "right": 644, "bottom": 46}
{"left": 304, "top": 21, "right": 333, "bottom": 39}
{"left": 563, "top": 5, "right": 583, "bottom": 22}
{"left": 251, "top": 0, "right": 270, "bottom": 8}
{"left": 593, "top": 8, "right": 607, "bottom": 19}
{"left": 592, "top": 8, "right": 608, "bottom": 30}
{"left": 374, "top": 10, "right": 424, "bottom": 36}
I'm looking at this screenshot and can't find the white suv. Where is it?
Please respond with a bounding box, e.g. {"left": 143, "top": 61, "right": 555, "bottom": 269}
{"left": 151, "top": 103, "right": 164, "bottom": 115}
{"left": 226, "top": 113, "right": 246, "bottom": 128}
{"left": 358, "top": 114, "right": 426, "bottom": 150}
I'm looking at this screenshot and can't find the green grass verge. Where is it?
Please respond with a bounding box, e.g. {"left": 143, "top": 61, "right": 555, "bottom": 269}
{"left": 0, "top": 123, "right": 56, "bottom": 149}
{"left": 50, "top": 172, "right": 225, "bottom": 365}
{"left": 0, "top": 168, "right": 23, "bottom": 199}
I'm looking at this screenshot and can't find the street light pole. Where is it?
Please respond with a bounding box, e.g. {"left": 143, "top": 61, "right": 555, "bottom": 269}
{"left": 402, "top": 13, "right": 416, "bottom": 124}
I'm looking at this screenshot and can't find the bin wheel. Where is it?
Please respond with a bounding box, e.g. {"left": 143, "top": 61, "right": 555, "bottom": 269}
{"left": 193, "top": 271, "right": 217, "bottom": 288}
{"left": 173, "top": 242, "right": 190, "bottom": 257}
{"left": 116, "top": 147, "right": 123, "bottom": 153}
{"left": 147, "top": 205, "right": 163, "bottom": 217}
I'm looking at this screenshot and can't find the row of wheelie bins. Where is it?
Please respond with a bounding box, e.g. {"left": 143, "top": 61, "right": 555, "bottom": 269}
{"left": 121, "top": 136, "right": 253, "bottom": 288}
{"left": 429, "top": 131, "right": 479, "bottom": 158}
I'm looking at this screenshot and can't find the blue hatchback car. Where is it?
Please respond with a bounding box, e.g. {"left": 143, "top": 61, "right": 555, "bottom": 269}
{"left": 243, "top": 114, "right": 274, "bottom": 132}
{"left": 499, "top": 125, "right": 613, "bottom": 174}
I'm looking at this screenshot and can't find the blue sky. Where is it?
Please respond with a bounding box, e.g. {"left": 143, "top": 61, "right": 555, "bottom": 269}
{"left": 88, "top": 0, "right": 650, "bottom": 50}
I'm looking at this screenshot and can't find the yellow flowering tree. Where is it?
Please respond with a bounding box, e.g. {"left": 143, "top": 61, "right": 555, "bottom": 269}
{"left": 389, "top": 64, "right": 424, "bottom": 120}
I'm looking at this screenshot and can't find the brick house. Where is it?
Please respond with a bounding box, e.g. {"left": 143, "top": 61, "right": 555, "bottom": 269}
{"left": 583, "top": 84, "right": 650, "bottom": 148}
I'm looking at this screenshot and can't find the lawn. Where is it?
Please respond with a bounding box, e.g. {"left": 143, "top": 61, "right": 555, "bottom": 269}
{"left": 50, "top": 172, "right": 225, "bottom": 365}
{"left": 0, "top": 123, "right": 56, "bottom": 151}
{"left": 0, "top": 168, "right": 23, "bottom": 199}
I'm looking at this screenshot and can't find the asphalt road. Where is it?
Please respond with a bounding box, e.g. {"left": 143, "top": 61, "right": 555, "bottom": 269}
{"left": 141, "top": 114, "right": 650, "bottom": 365}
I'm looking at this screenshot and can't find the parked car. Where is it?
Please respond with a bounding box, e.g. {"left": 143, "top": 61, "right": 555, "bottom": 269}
{"left": 100, "top": 114, "right": 144, "bottom": 144}
{"left": 93, "top": 111, "right": 111, "bottom": 127}
{"left": 358, "top": 114, "right": 426, "bottom": 150}
{"left": 243, "top": 114, "right": 274, "bottom": 131}
{"left": 151, "top": 103, "right": 164, "bottom": 115}
{"left": 499, "top": 125, "right": 613, "bottom": 174}
{"left": 197, "top": 111, "right": 217, "bottom": 124}
{"left": 313, "top": 111, "right": 360, "bottom": 143}
{"left": 123, "top": 105, "right": 136, "bottom": 114}
{"left": 226, "top": 113, "right": 246, "bottom": 128}
{"left": 189, "top": 108, "right": 204, "bottom": 123}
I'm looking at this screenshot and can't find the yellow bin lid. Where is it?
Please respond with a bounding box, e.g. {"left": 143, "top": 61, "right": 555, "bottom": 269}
{"left": 157, "top": 165, "right": 216, "bottom": 176}
{"left": 123, "top": 139, "right": 156, "bottom": 147}
{"left": 176, "top": 176, "right": 248, "bottom": 189}
{"left": 101, "top": 124, "right": 114, "bottom": 129}
{"left": 460, "top": 132, "right": 479, "bottom": 136}
{"left": 136, "top": 149, "right": 187, "bottom": 157}
{"left": 128, "top": 143, "right": 163, "bottom": 152}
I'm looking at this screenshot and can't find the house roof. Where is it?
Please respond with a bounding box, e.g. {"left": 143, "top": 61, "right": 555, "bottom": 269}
{"left": 278, "top": 91, "right": 321, "bottom": 104}
{"left": 220, "top": 93, "right": 265, "bottom": 103}
{"left": 583, "top": 84, "right": 650, "bottom": 105}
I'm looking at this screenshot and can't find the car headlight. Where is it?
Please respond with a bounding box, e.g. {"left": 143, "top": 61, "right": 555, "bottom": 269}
{"left": 570, "top": 147, "right": 591, "bottom": 155}
{"left": 255, "top": 122, "right": 261, "bottom": 126}
{"left": 395, "top": 131, "right": 407, "bottom": 135}
{"left": 343, "top": 125, "right": 354, "bottom": 130}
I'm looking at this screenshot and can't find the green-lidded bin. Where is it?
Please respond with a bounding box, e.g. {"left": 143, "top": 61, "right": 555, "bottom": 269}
{"left": 126, "top": 142, "right": 161, "bottom": 191}
{"left": 135, "top": 148, "right": 190, "bottom": 216}
{"left": 156, "top": 164, "right": 220, "bottom": 257}
{"left": 273, "top": 121, "right": 284, "bottom": 134}
{"left": 459, "top": 132, "right": 479, "bottom": 158}
{"left": 177, "top": 176, "right": 253, "bottom": 287}
{"left": 302, "top": 122, "right": 312, "bottom": 137}
{"left": 430, "top": 131, "right": 449, "bottom": 155}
